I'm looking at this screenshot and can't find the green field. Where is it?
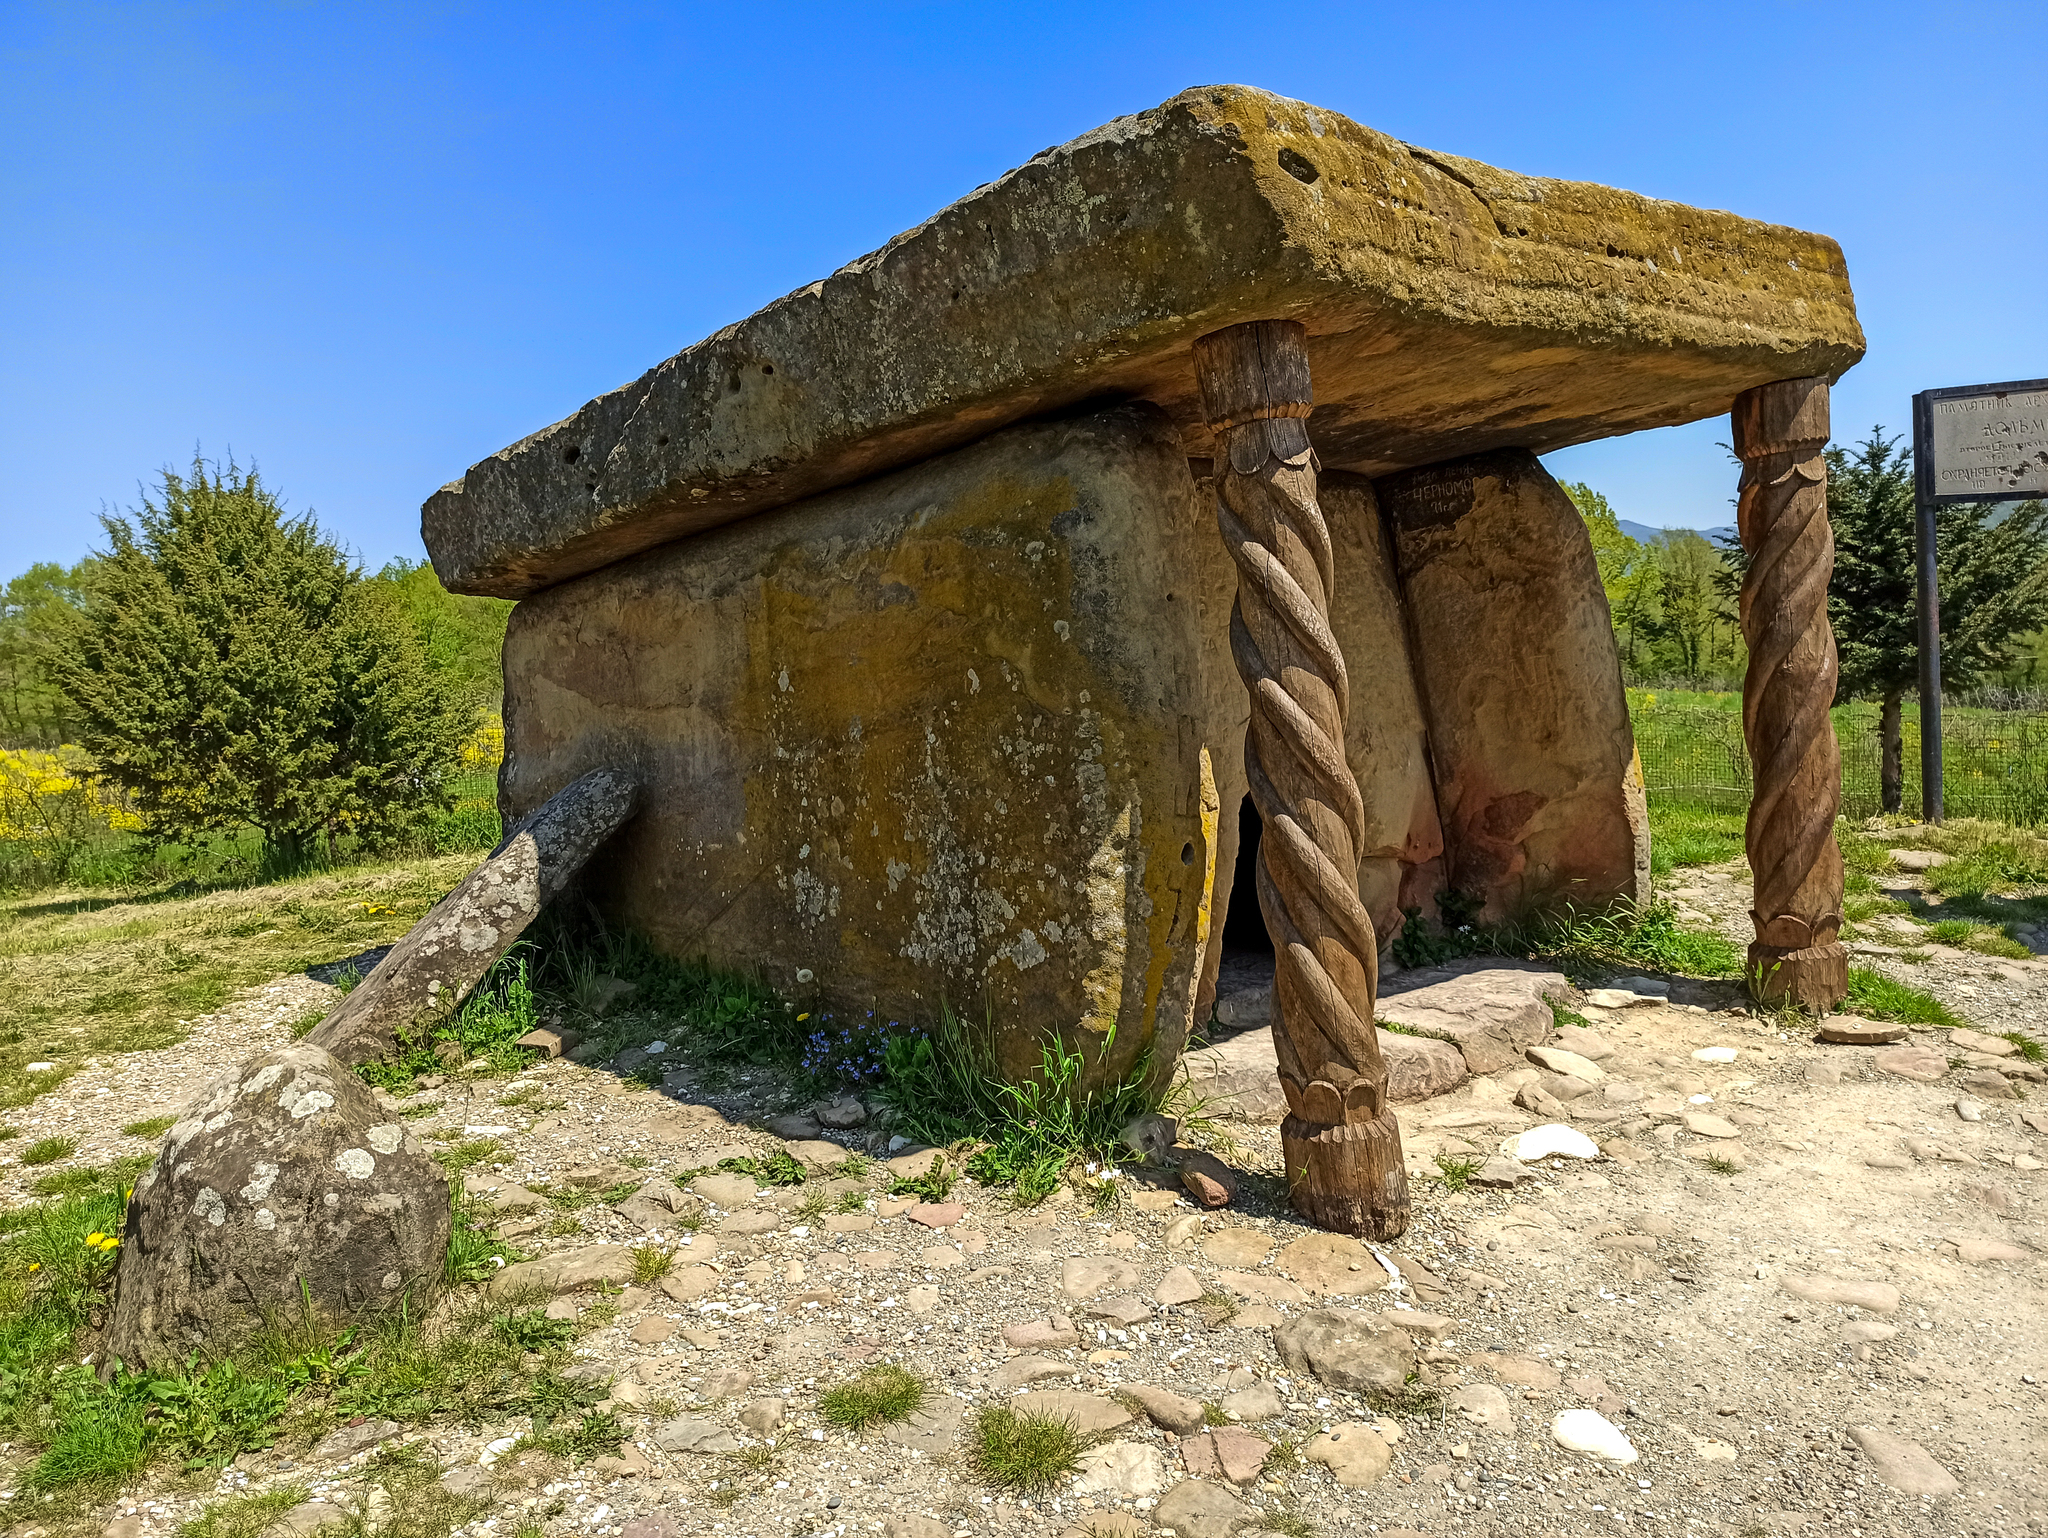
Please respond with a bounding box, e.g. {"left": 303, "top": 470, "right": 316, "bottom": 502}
{"left": 1630, "top": 689, "right": 2048, "bottom": 825}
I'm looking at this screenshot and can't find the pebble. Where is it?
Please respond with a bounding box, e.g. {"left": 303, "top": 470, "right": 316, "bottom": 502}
{"left": 1302, "top": 1422, "right": 1393, "bottom": 1487}
{"left": 1551, "top": 1408, "right": 1638, "bottom": 1463}
{"left": 1510, "top": 1124, "right": 1600, "bottom": 1161}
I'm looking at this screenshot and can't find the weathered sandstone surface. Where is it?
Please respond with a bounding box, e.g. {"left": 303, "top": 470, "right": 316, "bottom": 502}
{"left": 501, "top": 406, "right": 1224, "bottom": 1090}
{"left": 107, "top": 1045, "right": 449, "bottom": 1368}
{"left": 1378, "top": 450, "right": 1648, "bottom": 921}
{"left": 426, "top": 85, "right": 1863, "bottom": 597}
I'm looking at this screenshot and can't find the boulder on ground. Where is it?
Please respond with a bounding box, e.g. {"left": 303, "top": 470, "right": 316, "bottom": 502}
{"left": 1271, "top": 1307, "right": 1418, "bottom": 1393}
{"left": 106, "top": 1044, "right": 450, "bottom": 1369}
{"left": 1378, "top": 960, "right": 1570, "bottom": 1073}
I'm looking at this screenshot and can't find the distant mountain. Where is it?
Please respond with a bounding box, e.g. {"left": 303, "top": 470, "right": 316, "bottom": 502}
{"left": 1618, "top": 519, "right": 1738, "bottom": 547}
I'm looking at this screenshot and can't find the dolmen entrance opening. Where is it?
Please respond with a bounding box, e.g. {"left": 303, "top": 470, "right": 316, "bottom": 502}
{"left": 423, "top": 86, "right": 1865, "bottom": 1239}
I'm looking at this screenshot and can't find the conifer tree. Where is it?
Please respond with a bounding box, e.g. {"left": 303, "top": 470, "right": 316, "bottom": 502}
{"left": 51, "top": 455, "right": 468, "bottom": 866}
{"left": 1732, "top": 429, "right": 2048, "bottom": 812}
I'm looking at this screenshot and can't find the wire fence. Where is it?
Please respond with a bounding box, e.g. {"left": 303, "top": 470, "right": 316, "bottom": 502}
{"left": 1631, "top": 701, "right": 2048, "bottom": 824}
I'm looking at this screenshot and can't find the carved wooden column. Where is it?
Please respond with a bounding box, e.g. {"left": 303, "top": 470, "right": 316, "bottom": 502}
{"left": 1733, "top": 376, "right": 1848, "bottom": 1010}
{"left": 1194, "top": 319, "right": 1409, "bottom": 1240}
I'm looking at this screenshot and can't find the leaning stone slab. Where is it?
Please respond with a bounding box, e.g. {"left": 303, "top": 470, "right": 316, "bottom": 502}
{"left": 424, "top": 86, "right": 1862, "bottom": 598}
{"left": 105, "top": 1044, "right": 450, "bottom": 1370}
{"left": 1378, "top": 960, "right": 1569, "bottom": 1074}
{"left": 308, "top": 769, "right": 638, "bottom": 1067}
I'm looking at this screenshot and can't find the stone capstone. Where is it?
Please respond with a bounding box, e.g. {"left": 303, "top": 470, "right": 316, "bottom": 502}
{"left": 425, "top": 87, "right": 1862, "bottom": 599}
{"left": 105, "top": 1044, "right": 450, "bottom": 1369}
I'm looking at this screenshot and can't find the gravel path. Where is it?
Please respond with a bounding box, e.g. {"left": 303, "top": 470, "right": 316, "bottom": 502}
{"left": 8, "top": 857, "right": 2045, "bottom": 1538}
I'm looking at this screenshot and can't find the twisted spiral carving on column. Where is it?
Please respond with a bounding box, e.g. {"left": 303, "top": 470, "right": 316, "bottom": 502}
{"left": 1734, "top": 379, "right": 1845, "bottom": 986}
{"left": 1196, "top": 322, "right": 1386, "bottom": 1131}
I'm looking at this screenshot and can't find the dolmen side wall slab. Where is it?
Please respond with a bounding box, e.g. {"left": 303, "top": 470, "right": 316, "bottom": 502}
{"left": 503, "top": 403, "right": 1648, "bottom": 1084}
{"left": 502, "top": 405, "right": 1229, "bottom": 1090}
{"left": 1378, "top": 450, "right": 1650, "bottom": 923}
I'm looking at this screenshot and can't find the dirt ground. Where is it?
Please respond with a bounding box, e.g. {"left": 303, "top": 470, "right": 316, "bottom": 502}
{"left": 2, "top": 853, "right": 2042, "bottom": 1538}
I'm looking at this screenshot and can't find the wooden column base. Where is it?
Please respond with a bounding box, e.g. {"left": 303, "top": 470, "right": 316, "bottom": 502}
{"left": 1281, "top": 1113, "right": 1410, "bottom": 1240}
{"left": 1746, "top": 941, "right": 1848, "bottom": 1011}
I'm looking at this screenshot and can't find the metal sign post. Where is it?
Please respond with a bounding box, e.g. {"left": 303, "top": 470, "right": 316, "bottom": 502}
{"left": 1909, "top": 377, "right": 2048, "bottom": 824}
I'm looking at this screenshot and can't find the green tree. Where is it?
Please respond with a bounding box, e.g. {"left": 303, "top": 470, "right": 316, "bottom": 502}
{"left": 0, "top": 561, "right": 92, "bottom": 747}
{"left": 365, "top": 558, "right": 514, "bottom": 710}
{"left": 1642, "top": 531, "right": 1743, "bottom": 682}
{"left": 1562, "top": 480, "right": 1654, "bottom": 672}
{"left": 1743, "top": 428, "right": 2048, "bottom": 813}
{"left": 50, "top": 455, "right": 469, "bottom": 866}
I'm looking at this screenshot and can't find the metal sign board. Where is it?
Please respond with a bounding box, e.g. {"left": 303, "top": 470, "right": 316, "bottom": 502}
{"left": 1913, "top": 377, "right": 2048, "bottom": 504}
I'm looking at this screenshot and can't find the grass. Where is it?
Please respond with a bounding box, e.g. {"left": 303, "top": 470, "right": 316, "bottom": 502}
{"left": 0, "top": 1152, "right": 613, "bottom": 1507}
{"left": 1925, "top": 919, "right": 2033, "bottom": 959}
{"left": 20, "top": 1136, "right": 78, "bottom": 1166}
{"left": 1433, "top": 1153, "right": 1482, "bottom": 1192}
{"left": 31, "top": 1154, "right": 151, "bottom": 1200}
{"left": 817, "top": 1364, "right": 929, "bottom": 1432}
{"left": 1646, "top": 802, "right": 1748, "bottom": 874}
{"left": 2002, "top": 1031, "right": 2047, "bottom": 1063}
{"left": 537, "top": 1409, "right": 624, "bottom": 1461}
{"left": 630, "top": 1243, "right": 673, "bottom": 1284}
{"left": 0, "top": 849, "right": 484, "bottom": 1113}
{"left": 1259, "top": 1512, "right": 1319, "bottom": 1538}
{"left": 877, "top": 1008, "right": 1169, "bottom": 1205}
{"left": 1362, "top": 1378, "right": 1443, "bottom": 1417}
{"left": 178, "top": 1484, "right": 310, "bottom": 1538}
{"left": 887, "top": 1153, "right": 954, "bottom": 1203}
{"left": 1845, "top": 967, "right": 1963, "bottom": 1026}
{"left": 1517, "top": 900, "right": 1743, "bottom": 980}
{"left": 120, "top": 1115, "right": 178, "bottom": 1139}
{"left": 1704, "top": 1155, "right": 1740, "bottom": 1176}
{"left": 716, "top": 1149, "right": 808, "bottom": 1188}
{"left": 965, "top": 1404, "right": 1089, "bottom": 1493}
{"left": 445, "top": 1196, "right": 521, "bottom": 1285}
{"left": 433, "top": 1138, "right": 505, "bottom": 1178}
{"left": 355, "top": 952, "right": 544, "bottom": 1092}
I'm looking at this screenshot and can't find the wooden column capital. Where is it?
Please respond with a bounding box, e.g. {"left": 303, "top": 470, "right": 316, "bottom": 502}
{"left": 1732, "top": 375, "right": 1848, "bottom": 1010}
{"left": 1197, "top": 318, "right": 1409, "bottom": 1240}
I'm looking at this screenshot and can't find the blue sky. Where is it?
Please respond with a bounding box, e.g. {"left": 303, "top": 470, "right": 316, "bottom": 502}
{"left": 3, "top": 1, "right": 2043, "bottom": 576}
